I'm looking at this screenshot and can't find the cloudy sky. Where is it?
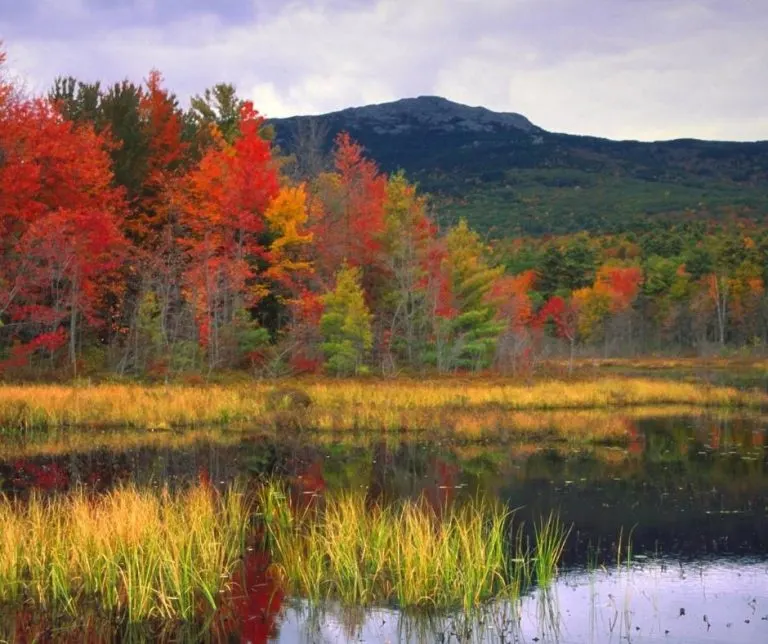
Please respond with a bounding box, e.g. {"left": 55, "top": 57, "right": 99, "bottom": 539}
{"left": 1, "top": 0, "right": 766, "bottom": 141}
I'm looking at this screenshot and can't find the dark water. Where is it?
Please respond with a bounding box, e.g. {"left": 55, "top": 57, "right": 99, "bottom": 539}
{"left": 0, "top": 413, "right": 766, "bottom": 642}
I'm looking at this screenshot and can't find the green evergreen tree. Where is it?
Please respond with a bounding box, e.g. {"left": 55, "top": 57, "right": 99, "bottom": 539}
{"left": 320, "top": 264, "right": 373, "bottom": 375}
{"left": 432, "top": 220, "right": 504, "bottom": 372}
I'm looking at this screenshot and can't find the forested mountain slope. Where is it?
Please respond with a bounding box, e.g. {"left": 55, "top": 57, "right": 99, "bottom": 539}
{"left": 271, "top": 96, "right": 768, "bottom": 235}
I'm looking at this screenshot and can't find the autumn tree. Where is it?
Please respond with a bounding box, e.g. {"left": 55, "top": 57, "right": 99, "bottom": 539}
{"left": 0, "top": 85, "right": 127, "bottom": 373}
{"left": 180, "top": 102, "right": 280, "bottom": 369}
{"left": 311, "top": 133, "right": 387, "bottom": 285}
{"left": 571, "top": 264, "right": 643, "bottom": 348}
{"left": 490, "top": 270, "right": 536, "bottom": 373}
{"left": 535, "top": 296, "right": 579, "bottom": 373}
{"left": 263, "top": 184, "right": 314, "bottom": 287}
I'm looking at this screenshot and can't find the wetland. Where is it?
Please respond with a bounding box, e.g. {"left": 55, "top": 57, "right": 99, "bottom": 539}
{"left": 0, "top": 382, "right": 766, "bottom": 642}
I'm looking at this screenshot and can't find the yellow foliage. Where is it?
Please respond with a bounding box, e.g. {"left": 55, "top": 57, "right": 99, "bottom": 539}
{"left": 572, "top": 285, "right": 612, "bottom": 341}
{"left": 265, "top": 184, "right": 313, "bottom": 249}
{"left": 264, "top": 184, "right": 313, "bottom": 279}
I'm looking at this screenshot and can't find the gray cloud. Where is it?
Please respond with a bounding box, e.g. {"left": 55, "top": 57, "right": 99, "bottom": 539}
{"left": 1, "top": 0, "right": 766, "bottom": 140}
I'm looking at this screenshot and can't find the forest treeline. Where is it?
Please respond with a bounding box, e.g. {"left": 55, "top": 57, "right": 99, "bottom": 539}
{"left": 1, "top": 51, "right": 767, "bottom": 379}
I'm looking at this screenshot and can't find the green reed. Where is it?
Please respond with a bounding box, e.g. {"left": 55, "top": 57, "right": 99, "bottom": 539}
{"left": 257, "top": 482, "right": 566, "bottom": 612}
{"left": 533, "top": 512, "right": 572, "bottom": 587}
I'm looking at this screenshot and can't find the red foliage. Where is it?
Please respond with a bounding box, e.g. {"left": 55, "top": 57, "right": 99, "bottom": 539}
{"left": 0, "top": 86, "right": 127, "bottom": 363}
{"left": 180, "top": 102, "right": 280, "bottom": 346}
{"left": 422, "top": 240, "right": 456, "bottom": 319}
{"left": 289, "top": 353, "right": 322, "bottom": 374}
{"left": 0, "top": 328, "right": 68, "bottom": 371}
{"left": 312, "top": 133, "right": 387, "bottom": 280}
{"left": 11, "top": 460, "right": 69, "bottom": 491}
{"left": 130, "top": 69, "right": 189, "bottom": 244}
{"left": 535, "top": 296, "right": 578, "bottom": 341}
{"left": 213, "top": 549, "right": 284, "bottom": 643}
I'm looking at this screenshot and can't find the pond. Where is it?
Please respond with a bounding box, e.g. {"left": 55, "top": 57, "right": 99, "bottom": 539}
{"left": 0, "top": 412, "right": 766, "bottom": 642}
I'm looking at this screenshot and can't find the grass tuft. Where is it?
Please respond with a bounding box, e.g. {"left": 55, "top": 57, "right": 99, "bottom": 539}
{"left": 257, "top": 482, "right": 562, "bottom": 611}
{"left": 0, "top": 483, "right": 251, "bottom": 622}
{"left": 533, "top": 512, "right": 572, "bottom": 587}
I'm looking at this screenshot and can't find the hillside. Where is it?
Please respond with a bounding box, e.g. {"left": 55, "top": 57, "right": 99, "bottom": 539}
{"left": 270, "top": 96, "right": 768, "bottom": 236}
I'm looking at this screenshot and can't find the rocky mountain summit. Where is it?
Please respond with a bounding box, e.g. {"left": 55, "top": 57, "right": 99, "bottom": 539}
{"left": 324, "top": 96, "right": 538, "bottom": 135}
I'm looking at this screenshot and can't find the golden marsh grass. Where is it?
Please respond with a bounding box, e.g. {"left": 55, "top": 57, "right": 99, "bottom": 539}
{"left": 0, "top": 483, "right": 250, "bottom": 621}
{"left": 0, "top": 378, "right": 763, "bottom": 440}
{"left": 0, "top": 406, "right": 758, "bottom": 460}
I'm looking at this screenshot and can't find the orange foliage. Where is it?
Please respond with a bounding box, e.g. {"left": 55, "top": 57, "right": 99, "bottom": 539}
{"left": 490, "top": 270, "right": 536, "bottom": 330}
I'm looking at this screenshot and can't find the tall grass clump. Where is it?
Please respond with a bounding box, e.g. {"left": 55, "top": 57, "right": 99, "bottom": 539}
{"left": 533, "top": 512, "right": 571, "bottom": 587}
{"left": 0, "top": 483, "right": 251, "bottom": 621}
{"left": 258, "top": 483, "right": 541, "bottom": 612}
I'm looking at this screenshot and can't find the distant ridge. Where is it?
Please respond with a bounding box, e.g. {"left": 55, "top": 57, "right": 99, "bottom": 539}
{"left": 270, "top": 97, "right": 768, "bottom": 235}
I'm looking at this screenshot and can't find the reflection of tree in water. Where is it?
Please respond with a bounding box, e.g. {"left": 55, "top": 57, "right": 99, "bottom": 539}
{"left": 0, "top": 413, "right": 764, "bottom": 565}
{"left": 363, "top": 441, "right": 466, "bottom": 510}
{"left": 211, "top": 547, "right": 284, "bottom": 643}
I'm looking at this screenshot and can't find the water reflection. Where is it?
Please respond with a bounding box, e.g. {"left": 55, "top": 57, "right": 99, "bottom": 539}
{"left": 1, "top": 414, "right": 764, "bottom": 559}
{"left": 0, "top": 412, "right": 766, "bottom": 642}
{"left": 264, "top": 560, "right": 768, "bottom": 643}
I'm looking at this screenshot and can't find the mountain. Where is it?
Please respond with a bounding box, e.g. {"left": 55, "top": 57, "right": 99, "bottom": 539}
{"left": 270, "top": 96, "right": 768, "bottom": 236}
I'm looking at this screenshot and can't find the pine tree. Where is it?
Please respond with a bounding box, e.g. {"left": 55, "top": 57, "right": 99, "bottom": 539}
{"left": 320, "top": 264, "right": 373, "bottom": 375}
{"left": 430, "top": 220, "right": 505, "bottom": 372}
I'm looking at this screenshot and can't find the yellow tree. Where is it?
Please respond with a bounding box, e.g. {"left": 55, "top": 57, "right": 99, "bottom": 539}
{"left": 263, "top": 183, "right": 314, "bottom": 285}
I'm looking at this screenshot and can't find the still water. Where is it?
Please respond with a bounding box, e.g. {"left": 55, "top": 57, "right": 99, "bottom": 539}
{"left": 0, "top": 412, "right": 765, "bottom": 642}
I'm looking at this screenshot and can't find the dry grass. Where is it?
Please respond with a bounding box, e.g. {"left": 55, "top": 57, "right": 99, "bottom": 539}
{"left": 0, "top": 427, "right": 250, "bottom": 459}
{"left": 0, "top": 378, "right": 763, "bottom": 442}
{"left": 0, "top": 483, "right": 250, "bottom": 621}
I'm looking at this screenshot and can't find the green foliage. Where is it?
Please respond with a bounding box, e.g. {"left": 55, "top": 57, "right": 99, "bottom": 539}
{"left": 136, "top": 290, "right": 164, "bottom": 361}
{"left": 642, "top": 256, "right": 679, "bottom": 296}
{"left": 537, "top": 238, "right": 597, "bottom": 298}
{"left": 94, "top": 81, "right": 149, "bottom": 201}
{"left": 232, "top": 308, "right": 270, "bottom": 357}
{"left": 431, "top": 220, "right": 505, "bottom": 372}
{"left": 271, "top": 99, "right": 768, "bottom": 235}
{"left": 48, "top": 76, "right": 162, "bottom": 203}
{"left": 320, "top": 264, "right": 373, "bottom": 375}
{"left": 169, "top": 341, "right": 203, "bottom": 373}
{"left": 683, "top": 246, "right": 714, "bottom": 280}
{"left": 187, "top": 83, "right": 243, "bottom": 144}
